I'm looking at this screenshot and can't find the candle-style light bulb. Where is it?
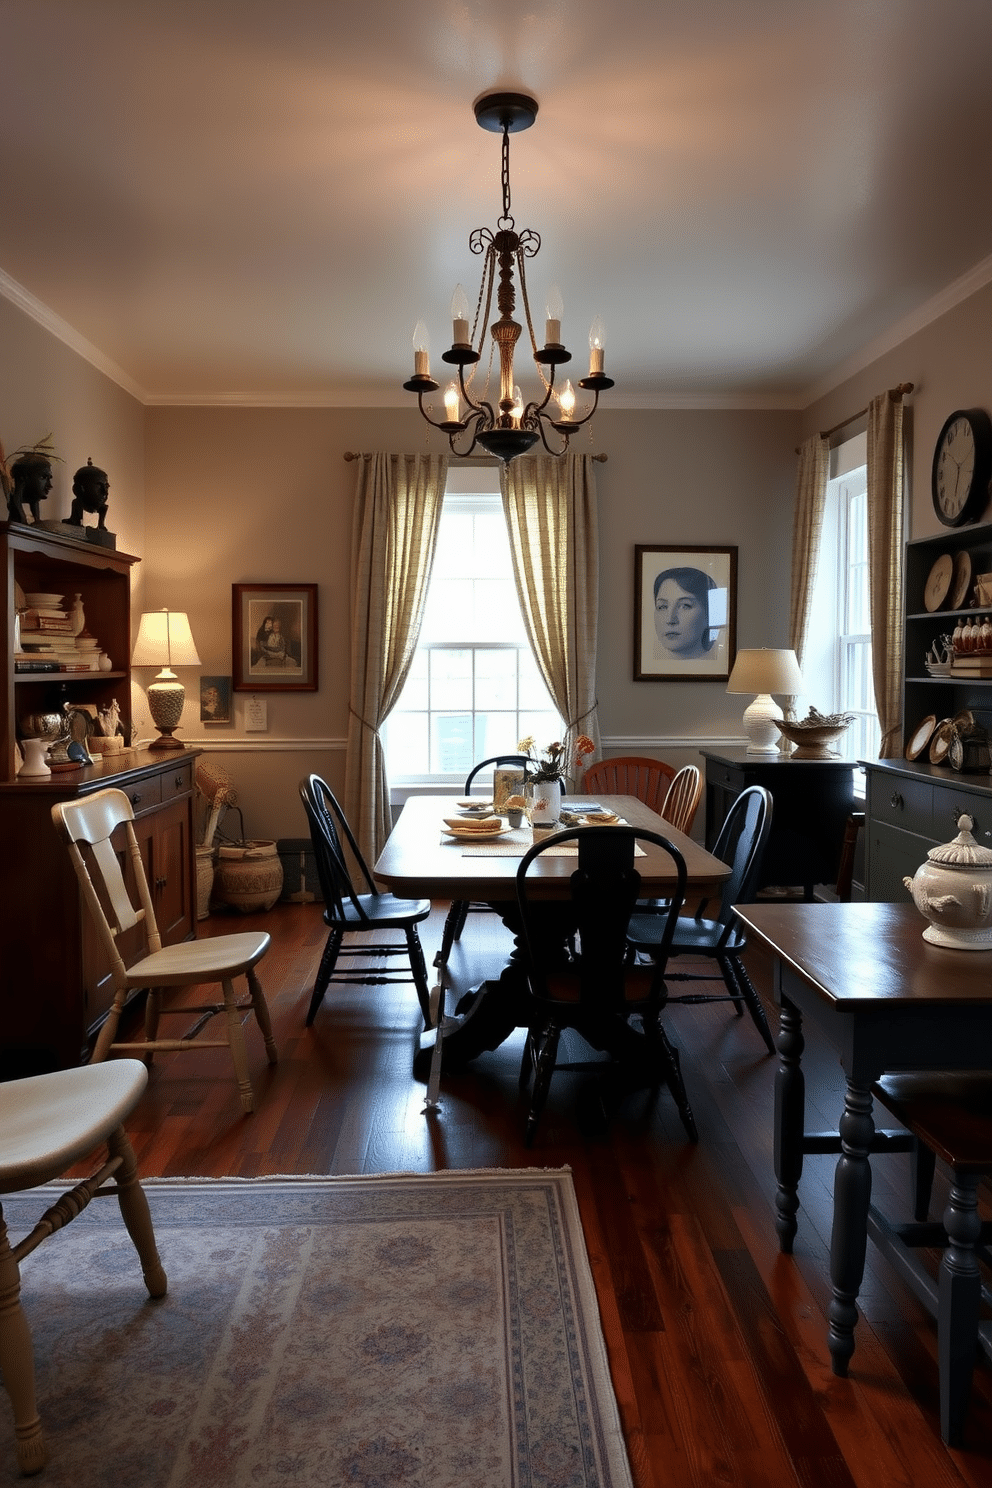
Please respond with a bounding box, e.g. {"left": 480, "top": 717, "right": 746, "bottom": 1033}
{"left": 558, "top": 379, "right": 576, "bottom": 421}
{"left": 444, "top": 381, "right": 460, "bottom": 423}
{"left": 588, "top": 316, "right": 605, "bottom": 375}
{"left": 413, "top": 320, "right": 431, "bottom": 377}
{"left": 450, "top": 284, "right": 470, "bottom": 346}
{"left": 545, "top": 284, "right": 564, "bottom": 346}
{"left": 510, "top": 385, "right": 524, "bottom": 423}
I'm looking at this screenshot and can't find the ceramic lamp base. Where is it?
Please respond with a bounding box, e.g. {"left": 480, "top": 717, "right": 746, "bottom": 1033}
{"left": 741, "top": 693, "right": 783, "bottom": 755}
{"left": 147, "top": 674, "right": 187, "bottom": 750}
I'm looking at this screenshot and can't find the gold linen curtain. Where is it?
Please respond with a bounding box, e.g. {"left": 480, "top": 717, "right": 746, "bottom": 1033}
{"left": 500, "top": 452, "right": 601, "bottom": 776}
{"left": 345, "top": 452, "right": 447, "bottom": 863}
{"left": 867, "top": 390, "right": 905, "bottom": 757}
{"left": 787, "top": 434, "right": 830, "bottom": 716}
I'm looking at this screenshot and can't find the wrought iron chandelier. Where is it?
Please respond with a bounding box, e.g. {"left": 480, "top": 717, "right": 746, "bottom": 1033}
{"left": 403, "top": 92, "right": 614, "bottom": 464}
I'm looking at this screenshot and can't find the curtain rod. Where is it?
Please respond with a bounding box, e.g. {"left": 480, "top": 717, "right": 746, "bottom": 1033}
{"left": 343, "top": 450, "right": 608, "bottom": 462}
{"left": 801, "top": 381, "right": 915, "bottom": 452}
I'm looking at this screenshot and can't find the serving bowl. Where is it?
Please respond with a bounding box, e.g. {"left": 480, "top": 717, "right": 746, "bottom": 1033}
{"left": 776, "top": 709, "right": 856, "bottom": 760}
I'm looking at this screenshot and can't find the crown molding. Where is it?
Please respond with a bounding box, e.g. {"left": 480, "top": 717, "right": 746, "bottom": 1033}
{"left": 801, "top": 251, "right": 992, "bottom": 407}
{"left": 0, "top": 269, "right": 145, "bottom": 402}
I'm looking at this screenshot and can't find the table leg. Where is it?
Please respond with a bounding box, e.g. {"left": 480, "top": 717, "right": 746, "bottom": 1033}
{"left": 773, "top": 997, "right": 805, "bottom": 1253}
{"left": 827, "top": 1078, "right": 875, "bottom": 1376}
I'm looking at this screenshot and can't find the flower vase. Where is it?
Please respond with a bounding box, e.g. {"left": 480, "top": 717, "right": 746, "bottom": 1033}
{"left": 527, "top": 778, "right": 561, "bottom": 827}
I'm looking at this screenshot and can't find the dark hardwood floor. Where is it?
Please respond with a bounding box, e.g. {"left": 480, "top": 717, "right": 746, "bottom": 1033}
{"left": 103, "top": 899, "right": 992, "bottom": 1488}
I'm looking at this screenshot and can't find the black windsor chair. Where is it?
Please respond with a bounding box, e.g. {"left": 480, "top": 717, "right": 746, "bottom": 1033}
{"left": 515, "top": 824, "right": 695, "bottom": 1147}
{"left": 627, "top": 784, "right": 776, "bottom": 1053}
{"left": 299, "top": 774, "right": 432, "bottom": 1029}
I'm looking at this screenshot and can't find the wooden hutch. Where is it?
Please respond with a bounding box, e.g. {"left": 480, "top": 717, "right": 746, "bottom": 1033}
{"left": 1, "top": 521, "right": 198, "bottom": 1074}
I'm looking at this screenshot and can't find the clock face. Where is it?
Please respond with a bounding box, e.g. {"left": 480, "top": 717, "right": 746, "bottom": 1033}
{"left": 932, "top": 408, "right": 992, "bottom": 526}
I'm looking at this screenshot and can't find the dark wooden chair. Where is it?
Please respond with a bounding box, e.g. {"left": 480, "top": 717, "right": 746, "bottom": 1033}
{"left": 581, "top": 755, "right": 675, "bottom": 814}
{"left": 435, "top": 753, "right": 535, "bottom": 969}
{"left": 868, "top": 1072, "right": 992, "bottom": 1446}
{"left": 515, "top": 825, "right": 695, "bottom": 1146}
{"left": 835, "top": 810, "right": 866, "bottom": 901}
{"left": 627, "top": 785, "right": 776, "bottom": 1053}
{"left": 299, "top": 774, "right": 432, "bottom": 1029}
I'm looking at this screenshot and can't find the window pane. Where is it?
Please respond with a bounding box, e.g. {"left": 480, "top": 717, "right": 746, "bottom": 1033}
{"left": 432, "top": 714, "right": 474, "bottom": 775}
{"left": 429, "top": 649, "right": 472, "bottom": 709}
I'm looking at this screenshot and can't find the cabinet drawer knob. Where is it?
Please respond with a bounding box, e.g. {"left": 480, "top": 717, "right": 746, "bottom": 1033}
{"left": 174, "top": 775, "right": 184, "bottom": 788}
{"left": 130, "top": 792, "right": 142, "bottom": 806}
{"left": 889, "top": 791, "right": 903, "bottom": 810}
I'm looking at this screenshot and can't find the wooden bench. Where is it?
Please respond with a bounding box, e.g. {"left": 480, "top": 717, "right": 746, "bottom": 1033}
{"left": 870, "top": 1072, "right": 992, "bottom": 1446}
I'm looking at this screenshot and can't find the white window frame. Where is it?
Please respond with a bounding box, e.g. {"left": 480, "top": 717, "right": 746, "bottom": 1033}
{"left": 803, "top": 431, "right": 879, "bottom": 782}
{"left": 383, "top": 474, "right": 563, "bottom": 794}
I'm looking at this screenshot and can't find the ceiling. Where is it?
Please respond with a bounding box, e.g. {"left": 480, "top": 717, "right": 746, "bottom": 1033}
{"left": 3, "top": 0, "right": 992, "bottom": 409}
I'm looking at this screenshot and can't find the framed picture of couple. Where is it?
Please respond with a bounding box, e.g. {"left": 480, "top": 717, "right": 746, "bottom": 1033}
{"left": 233, "top": 583, "right": 319, "bottom": 691}
{"left": 634, "top": 545, "right": 737, "bottom": 681}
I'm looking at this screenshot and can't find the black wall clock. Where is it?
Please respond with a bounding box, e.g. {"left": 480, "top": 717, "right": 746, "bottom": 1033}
{"left": 931, "top": 407, "right": 992, "bottom": 527}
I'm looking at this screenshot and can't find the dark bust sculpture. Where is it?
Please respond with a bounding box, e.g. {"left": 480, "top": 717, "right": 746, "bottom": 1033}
{"left": 7, "top": 453, "right": 53, "bottom": 524}
{"left": 68, "top": 457, "right": 109, "bottom": 529}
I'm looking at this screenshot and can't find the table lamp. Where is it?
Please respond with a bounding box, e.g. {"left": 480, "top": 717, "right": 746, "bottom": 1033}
{"left": 727, "top": 647, "right": 803, "bottom": 755}
{"left": 131, "top": 609, "right": 201, "bottom": 750}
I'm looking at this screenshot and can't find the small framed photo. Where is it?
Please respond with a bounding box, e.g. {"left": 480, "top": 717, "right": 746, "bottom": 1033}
{"left": 199, "top": 675, "right": 232, "bottom": 724}
{"left": 233, "top": 584, "right": 318, "bottom": 692}
{"left": 634, "top": 545, "right": 737, "bottom": 682}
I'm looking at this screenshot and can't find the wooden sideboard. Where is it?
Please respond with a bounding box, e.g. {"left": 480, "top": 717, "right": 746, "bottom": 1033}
{"left": 701, "top": 747, "right": 858, "bottom": 898}
{"left": 1, "top": 748, "right": 199, "bottom": 1075}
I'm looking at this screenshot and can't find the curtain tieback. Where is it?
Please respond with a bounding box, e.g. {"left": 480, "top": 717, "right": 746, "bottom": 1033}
{"left": 349, "top": 706, "right": 380, "bottom": 735}
{"left": 566, "top": 703, "right": 598, "bottom": 731}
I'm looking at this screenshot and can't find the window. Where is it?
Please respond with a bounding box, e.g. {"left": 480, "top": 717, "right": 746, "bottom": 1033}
{"left": 382, "top": 477, "right": 563, "bottom": 784}
{"left": 804, "top": 432, "right": 881, "bottom": 763}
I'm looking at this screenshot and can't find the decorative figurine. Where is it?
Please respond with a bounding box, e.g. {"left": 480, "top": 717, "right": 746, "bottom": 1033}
{"left": 68, "top": 457, "right": 110, "bottom": 530}
{"left": 7, "top": 451, "right": 53, "bottom": 524}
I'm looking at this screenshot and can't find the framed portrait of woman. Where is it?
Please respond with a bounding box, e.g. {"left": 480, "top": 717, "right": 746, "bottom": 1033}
{"left": 634, "top": 545, "right": 737, "bottom": 681}
{"left": 233, "top": 583, "right": 318, "bottom": 691}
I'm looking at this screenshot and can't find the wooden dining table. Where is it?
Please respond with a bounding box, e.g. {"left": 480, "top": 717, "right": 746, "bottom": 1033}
{"left": 734, "top": 899, "right": 992, "bottom": 1380}
{"left": 374, "top": 793, "right": 731, "bottom": 1076}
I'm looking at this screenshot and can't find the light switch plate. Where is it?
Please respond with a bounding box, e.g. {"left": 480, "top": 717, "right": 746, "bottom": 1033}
{"left": 244, "top": 697, "right": 268, "bottom": 731}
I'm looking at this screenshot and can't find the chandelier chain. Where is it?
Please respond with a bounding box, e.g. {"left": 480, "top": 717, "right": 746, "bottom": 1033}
{"left": 499, "top": 126, "right": 513, "bottom": 229}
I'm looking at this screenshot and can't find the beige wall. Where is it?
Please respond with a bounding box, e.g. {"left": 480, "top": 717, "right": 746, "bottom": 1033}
{"left": 0, "top": 298, "right": 146, "bottom": 567}
{"left": 7, "top": 267, "right": 992, "bottom": 844}
{"left": 142, "top": 404, "right": 799, "bottom": 840}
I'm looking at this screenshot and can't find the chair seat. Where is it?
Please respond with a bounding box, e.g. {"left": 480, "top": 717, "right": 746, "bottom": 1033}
{"left": 123, "top": 929, "right": 271, "bottom": 987}
{"left": 874, "top": 1072, "right": 992, "bottom": 1171}
{"left": 338, "top": 893, "right": 431, "bottom": 928}
{"left": 629, "top": 913, "right": 745, "bottom": 955}
{"left": 0, "top": 1060, "right": 148, "bottom": 1190}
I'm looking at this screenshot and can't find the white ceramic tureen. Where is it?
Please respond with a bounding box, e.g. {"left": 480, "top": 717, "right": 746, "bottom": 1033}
{"left": 903, "top": 813, "right": 992, "bottom": 949}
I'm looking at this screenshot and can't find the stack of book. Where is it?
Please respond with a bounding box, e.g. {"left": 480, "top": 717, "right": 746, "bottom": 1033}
{"left": 18, "top": 607, "right": 94, "bottom": 672}
{"left": 951, "top": 652, "right": 992, "bottom": 678}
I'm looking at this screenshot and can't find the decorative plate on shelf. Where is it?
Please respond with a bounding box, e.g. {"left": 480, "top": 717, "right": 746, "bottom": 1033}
{"left": 23, "top": 592, "right": 64, "bottom": 609}
{"left": 923, "top": 553, "right": 953, "bottom": 612}
{"left": 929, "top": 718, "right": 957, "bottom": 765}
{"left": 905, "top": 715, "right": 937, "bottom": 761}
{"left": 950, "top": 549, "right": 973, "bottom": 610}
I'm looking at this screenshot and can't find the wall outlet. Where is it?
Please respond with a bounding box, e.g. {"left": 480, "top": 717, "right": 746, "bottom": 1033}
{"left": 244, "top": 697, "right": 268, "bottom": 731}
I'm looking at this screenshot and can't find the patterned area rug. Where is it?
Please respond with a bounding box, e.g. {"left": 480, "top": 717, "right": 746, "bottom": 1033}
{"left": 1, "top": 1169, "right": 632, "bottom": 1487}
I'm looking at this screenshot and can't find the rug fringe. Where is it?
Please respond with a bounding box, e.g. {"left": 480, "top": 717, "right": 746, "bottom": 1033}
{"left": 34, "top": 1166, "right": 573, "bottom": 1190}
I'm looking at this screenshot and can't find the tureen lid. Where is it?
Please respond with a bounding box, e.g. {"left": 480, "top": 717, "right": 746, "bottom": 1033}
{"left": 926, "top": 814, "right": 992, "bottom": 867}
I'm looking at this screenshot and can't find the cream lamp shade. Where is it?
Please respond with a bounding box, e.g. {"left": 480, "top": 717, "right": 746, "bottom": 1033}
{"left": 727, "top": 647, "right": 804, "bottom": 755}
{"left": 131, "top": 610, "right": 201, "bottom": 751}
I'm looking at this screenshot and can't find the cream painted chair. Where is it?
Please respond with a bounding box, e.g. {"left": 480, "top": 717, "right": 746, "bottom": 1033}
{"left": 52, "top": 788, "right": 277, "bottom": 1113}
{"left": 0, "top": 1060, "right": 166, "bottom": 1475}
